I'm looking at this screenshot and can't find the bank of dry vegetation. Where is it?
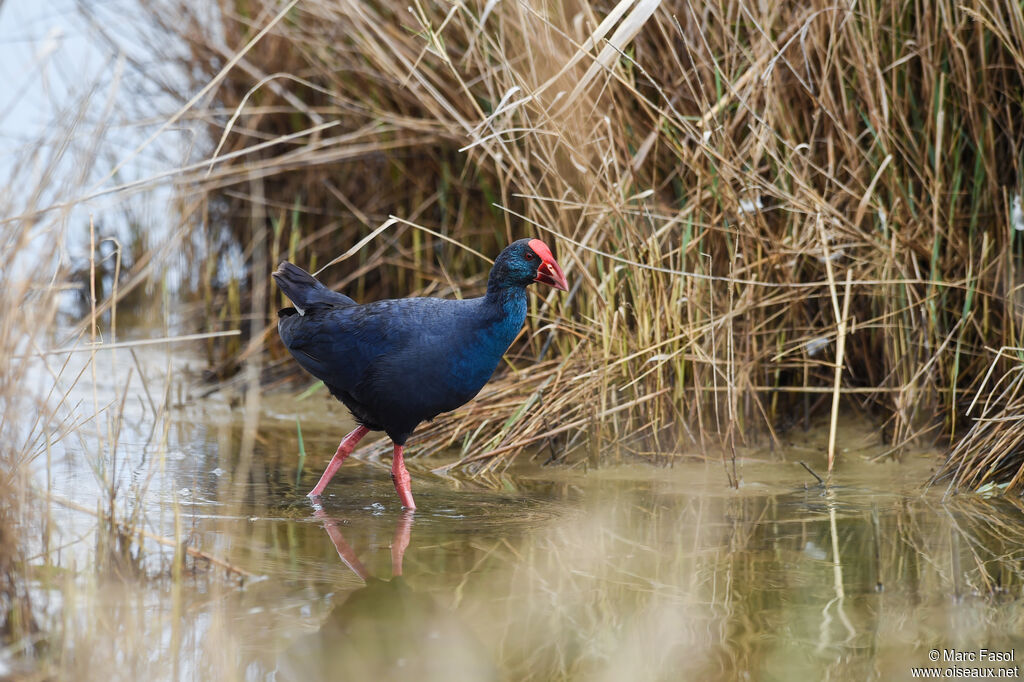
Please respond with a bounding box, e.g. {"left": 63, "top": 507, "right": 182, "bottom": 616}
{"left": 131, "top": 0, "right": 1024, "bottom": 485}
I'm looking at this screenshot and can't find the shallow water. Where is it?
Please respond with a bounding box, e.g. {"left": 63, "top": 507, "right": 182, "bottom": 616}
{"left": 22, "top": 348, "right": 1024, "bottom": 681}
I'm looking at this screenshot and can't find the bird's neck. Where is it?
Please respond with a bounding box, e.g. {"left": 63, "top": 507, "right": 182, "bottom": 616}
{"left": 443, "top": 285, "right": 528, "bottom": 396}
{"left": 484, "top": 282, "right": 528, "bottom": 317}
{"left": 479, "top": 284, "right": 529, "bottom": 349}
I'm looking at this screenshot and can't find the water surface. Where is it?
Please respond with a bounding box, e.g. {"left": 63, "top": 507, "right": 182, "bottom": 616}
{"left": 29, "top": 349, "right": 1024, "bottom": 681}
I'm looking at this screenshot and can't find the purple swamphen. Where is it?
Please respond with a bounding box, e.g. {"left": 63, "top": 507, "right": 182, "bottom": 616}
{"left": 273, "top": 238, "right": 569, "bottom": 510}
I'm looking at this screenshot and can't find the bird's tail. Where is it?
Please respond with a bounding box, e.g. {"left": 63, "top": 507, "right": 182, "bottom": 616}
{"left": 273, "top": 262, "right": 355, "bottom": 312}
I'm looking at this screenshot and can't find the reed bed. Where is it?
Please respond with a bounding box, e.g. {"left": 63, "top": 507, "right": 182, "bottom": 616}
{"left": 134, "top": 0, "right": 1024, "bottom": 483}
{"left": 933, "top": 348, "right": 1024, "bottom": 494}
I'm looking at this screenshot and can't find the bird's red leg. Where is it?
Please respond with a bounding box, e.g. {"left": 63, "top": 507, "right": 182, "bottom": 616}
{"left": 390, "top": 444, "right": 416, "bottom": 510}
{"left": 391, "top": 510, "right": 413, "bottom": 576}
{"left": 307, "top": 425, "right": 370, "bottom": 498}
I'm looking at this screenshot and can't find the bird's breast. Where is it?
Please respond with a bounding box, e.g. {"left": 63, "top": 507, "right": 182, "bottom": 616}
{"left": 444, "top": 297, "right": 526, "bottom": 396}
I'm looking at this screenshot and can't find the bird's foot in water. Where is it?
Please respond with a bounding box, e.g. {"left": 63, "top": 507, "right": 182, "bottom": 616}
{"left": 390, "top": 470, "right": 416, "bottom": 510}
{"left": 390, "top": 444, "right": 416, "bottom": 510}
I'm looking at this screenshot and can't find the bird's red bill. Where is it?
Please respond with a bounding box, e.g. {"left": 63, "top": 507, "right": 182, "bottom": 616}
{"left": 527, "top": 238, "right": 569, "bottom": 291}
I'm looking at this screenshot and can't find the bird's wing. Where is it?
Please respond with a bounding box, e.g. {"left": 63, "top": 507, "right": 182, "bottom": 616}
{"left": 278, "top": 301, "right": 406, "bottom": 392}
{"left": 356, "top": 298, "right": 509, "bottom": 417}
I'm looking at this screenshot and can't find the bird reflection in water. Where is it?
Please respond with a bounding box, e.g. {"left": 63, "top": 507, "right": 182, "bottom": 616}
{"left": 275, "top": 510, "right": 497, "bottom": 681}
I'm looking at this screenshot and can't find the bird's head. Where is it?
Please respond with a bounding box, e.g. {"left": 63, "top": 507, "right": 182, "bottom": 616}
{"left": 489, "top": 238, "right": 569, "bottom": 292}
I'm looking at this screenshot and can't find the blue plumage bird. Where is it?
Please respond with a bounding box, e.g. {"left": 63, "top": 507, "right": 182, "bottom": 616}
{"left": 274, "top": 238, "right": 569, "bottom": 509}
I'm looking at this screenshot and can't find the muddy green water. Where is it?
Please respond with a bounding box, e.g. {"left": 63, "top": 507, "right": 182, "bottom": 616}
{"left": 29, "top": 352, "right": 1024, "bottom": 681}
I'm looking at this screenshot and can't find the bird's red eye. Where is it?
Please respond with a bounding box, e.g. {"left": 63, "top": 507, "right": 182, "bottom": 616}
{"left": 525, "top": 252, "right": 535, "bottom": 260}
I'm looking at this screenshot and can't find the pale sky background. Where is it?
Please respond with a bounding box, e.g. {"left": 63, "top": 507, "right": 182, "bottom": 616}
{"left": 0, "top": 0, "right": 206, "bottom": 289}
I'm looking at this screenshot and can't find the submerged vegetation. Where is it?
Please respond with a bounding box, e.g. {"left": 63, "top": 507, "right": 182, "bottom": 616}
{"left": 135, "top": 0, "right": 1024, "bottom": 483}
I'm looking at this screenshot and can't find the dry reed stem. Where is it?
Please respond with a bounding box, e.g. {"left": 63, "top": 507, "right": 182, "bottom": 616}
{"left": 819, "top": 205, "right": 855, "bottom": 477}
